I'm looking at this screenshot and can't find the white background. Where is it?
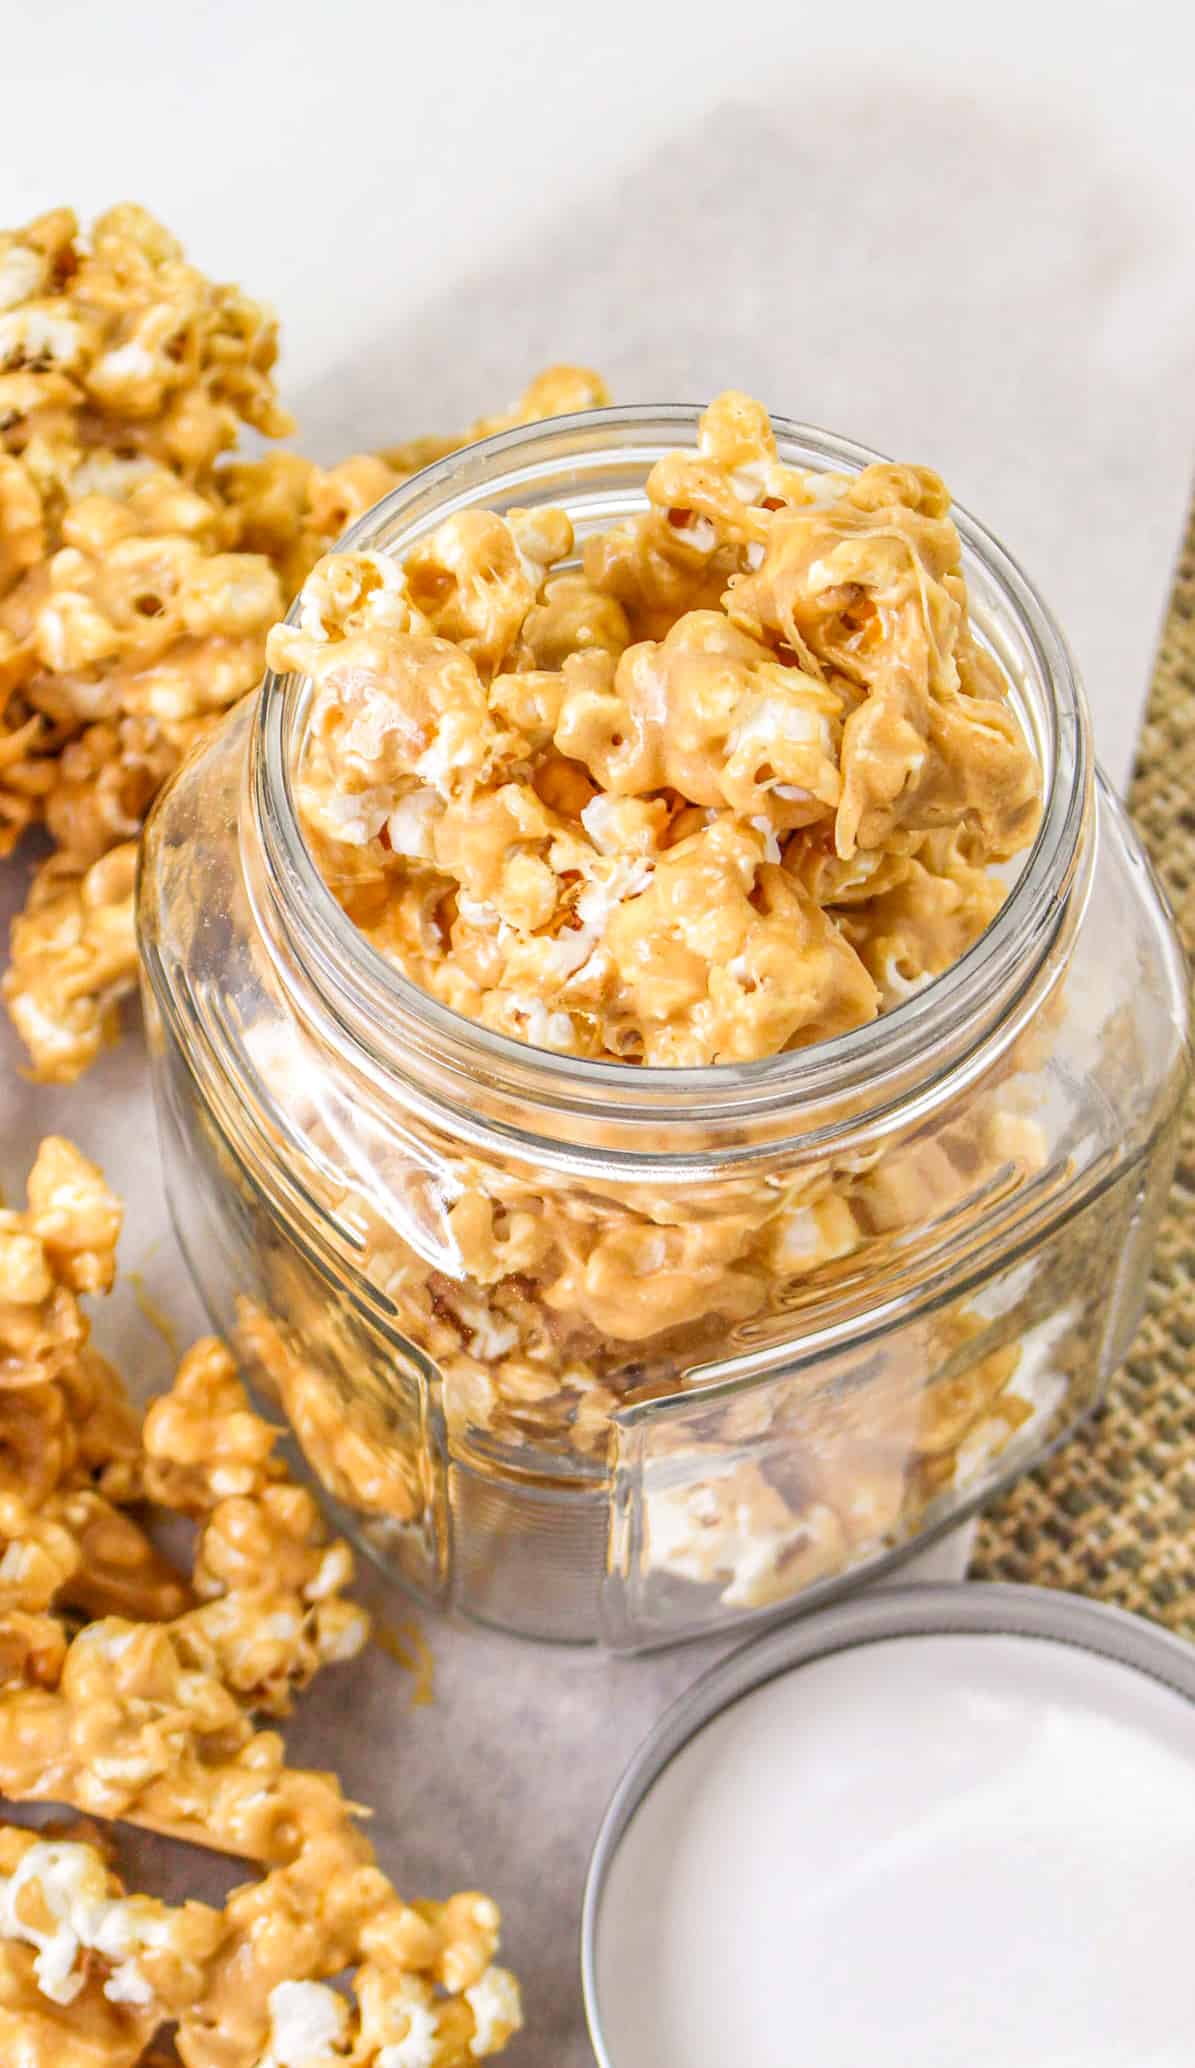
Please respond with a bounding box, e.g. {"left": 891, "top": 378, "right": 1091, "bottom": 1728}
{"left": 4, "top": 4, "right": 1195, "bottom": 2062}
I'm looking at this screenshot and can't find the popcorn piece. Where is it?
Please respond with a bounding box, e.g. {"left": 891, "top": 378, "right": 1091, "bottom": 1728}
{"left": 403, "top": 510, "right": 564, "bottom": 678}
{"left": 839, "top": 832, "right": 1006, "bottom": 1005}
{"left": 139, "top": 1336, "right": 371, "bottom": 1713}
{"left": 3, "top": 844, "right": 139, "bottom": 1083}
{"left": 0, "top": 1136, "right": 517, "bottom": 2063}
{"left": 24, "top": 1134, "right": 122, "bottom": 1294}
{"left": 178, "top": 1478, "right": 370, "bottom": 1716}
{"left": 0, "top": 1138, "right": 120, "bottom": 1388}
{"left": 0, "top": 201, "right": 292, "bottom": 1078}
{"left": 142, "top": 1336, "right": 283, "bottom": 1512}
{"left": 724, "top": 460, "right": 1040, "bottom": 863}
{"left": 54, "top": 1346, "right": 146, "bottom": 1505}
{"left": 646, "top": 1459, "right": 847, "bottom": 1610}
{"left": 0, "top": 1492, "right": 79, "bottom": 1689}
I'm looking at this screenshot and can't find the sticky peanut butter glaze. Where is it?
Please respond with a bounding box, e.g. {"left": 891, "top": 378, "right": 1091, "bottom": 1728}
{"left": 0, "top": 1135, "right": 522, "bottom": 2067}
{"left": 277, "top": 391, "right": 1040, "bottom": 1068}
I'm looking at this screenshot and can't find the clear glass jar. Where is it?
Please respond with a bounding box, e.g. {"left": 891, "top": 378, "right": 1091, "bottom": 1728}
{"left": 137, "top": 406, "right": 1191, "bottom": 1649}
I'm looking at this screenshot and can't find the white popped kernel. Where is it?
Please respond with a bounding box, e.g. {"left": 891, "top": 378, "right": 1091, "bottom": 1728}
{"left": 729, "top": 701, "right": 822, "bottom": 755}
{"left": 0, "top": 244, "right": 45, "bottom": 311}
{"left": 682, "top": 515, "right": 718, "bottom": 553}
{"left": 579, "top": 793, "right": 635, "bottom": 853}
{"left": 802, "top": 468, "right": 850, "bottom": 505}
{"left": 415, "top": 730, "right": 469, "bottom": 791}
{"left": 377, "top": 1997, "right": 440, "bottom": 2068}
{"left": 452, "top": 1297, "right": 519, "bottom": 1363}
{"left": 574, "top": 858, "right": 653, "bottom": 932}
{"left": 91, "top": 339, "right": 158, "bottom": 384}
{"left": 0, "top": 307, "right": 81, "bottom": 368}
{"left": 728, "top": 459, "right": 771, "bottom": 501}
{"left": 69, "top": 453, "right": 160, "bottom": 500}
{"left": 305, "top": 1543, "right": 352, "bottom": 1602}
{"left": 538, "top": 857, "right": 653, "bottom": 984}
{"left": 0, "top": 1841, "right": 170, "bottom": 2012}
{"left": 506, "top": 994, "right": 577, "bottom": 1051}
{"left": 469, "top": 1317, "right": 519, "bottom": 1362}
{"left": 104, "top": 1960, "right": 155, "bottom": 2007}
{"left": 322, "top": 1608, "right": 371, "bottom": 1661}
{"left": 878, "top": 956, "right": 934, "bottom": 1004}
{"left": 386, "top": 787, "right": 442, "bottom": 860}
{"left": 259, "top": 1611, "right": 303, "bottom": 1642}
{"left": 645, "top": 1467, "right": 819, "bottom": 1609}
{"left": 465, "top": 1966, "right": 521, "bottom": 2057}
{"left": 261, "top": 1978, "right": 350, "bottom": 2066}
{"left": 455, "top": 890, "right": 502, "bottom": 934}
{"left": 210, "top": 1464, "right": 254, "bottom": 1497}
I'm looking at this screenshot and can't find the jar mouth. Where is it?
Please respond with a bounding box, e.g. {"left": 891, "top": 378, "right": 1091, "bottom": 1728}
{"left": 252, "top": 403, "right": 1091, "bottom": 1134}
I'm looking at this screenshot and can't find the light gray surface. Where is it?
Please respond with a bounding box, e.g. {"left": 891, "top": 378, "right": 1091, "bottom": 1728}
{"left": 2, "top": 48, "right": 1194, "bottom": 2062}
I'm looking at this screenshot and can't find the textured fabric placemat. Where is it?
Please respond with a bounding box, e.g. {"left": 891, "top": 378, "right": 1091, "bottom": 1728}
{"left": 973, "top": 492, "right": 1195, "bottom": 1627}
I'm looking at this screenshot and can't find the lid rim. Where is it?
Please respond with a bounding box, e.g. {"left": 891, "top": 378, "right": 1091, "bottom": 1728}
{"left": 581, "top": 1581, "right": 1195, "bottom": 2068}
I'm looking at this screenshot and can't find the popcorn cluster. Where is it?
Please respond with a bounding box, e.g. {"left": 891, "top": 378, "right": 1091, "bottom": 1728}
{"left": 0, "top": 199, "right": 607, "bottom": 1080}
{"left": 0, "top": 1138, "right": 522, "bottom": 2066}
{"left": 281, "top": 390, "right": 1039, "bottom": 1067}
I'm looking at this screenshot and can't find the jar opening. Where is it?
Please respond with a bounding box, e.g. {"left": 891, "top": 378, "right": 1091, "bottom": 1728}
{"left": 250, "top": 405, "right": 1091, "bottom": 1149}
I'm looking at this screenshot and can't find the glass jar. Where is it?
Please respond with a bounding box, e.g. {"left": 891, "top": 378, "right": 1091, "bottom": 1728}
{"left": 136, "top": 406, "right": 1191, "bottom": 1650}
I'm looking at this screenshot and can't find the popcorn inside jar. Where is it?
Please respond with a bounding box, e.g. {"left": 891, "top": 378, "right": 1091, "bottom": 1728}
{"left": 276, "top": 391, "right": 1041, "bottom": 1069}
{"left": 138, "top": 391, "right": 1188, "bottom": 1646}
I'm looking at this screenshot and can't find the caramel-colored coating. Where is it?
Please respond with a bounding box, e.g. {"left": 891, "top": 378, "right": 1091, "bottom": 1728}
{"left": 0, "top": 1818, "right": 521, "bottom": 2068}
{"left": 0, "top": 196, "right": 608, "bottom": 1085}
{"left": 282, "top": 388, "right": 1040, "bottom": 1070}
{"left": 239, "top": 391, "right": 1060, "bottom": 1618}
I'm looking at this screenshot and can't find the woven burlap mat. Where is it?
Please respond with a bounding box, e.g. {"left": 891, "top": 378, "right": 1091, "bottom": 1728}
{"left": 972, "top": 496, "right": 1195, "bottom": 1627}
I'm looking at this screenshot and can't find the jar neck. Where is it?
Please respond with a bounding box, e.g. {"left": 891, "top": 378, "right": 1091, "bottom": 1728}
{"left": 244, "top": 405, "right": 1093, "bottom": 1174}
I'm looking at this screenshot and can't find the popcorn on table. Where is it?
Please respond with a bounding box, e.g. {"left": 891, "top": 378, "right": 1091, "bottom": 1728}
{"left": 0, "top": 197, "right": 607, "bottom": 1080}
{"left": 0, "top": 1136, "right": 523, "bottom": 2066}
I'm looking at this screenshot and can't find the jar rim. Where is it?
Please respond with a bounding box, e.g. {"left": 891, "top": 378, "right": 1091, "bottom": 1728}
{"left": 251, "top": 402, "right": 1091, "bottom": 1138}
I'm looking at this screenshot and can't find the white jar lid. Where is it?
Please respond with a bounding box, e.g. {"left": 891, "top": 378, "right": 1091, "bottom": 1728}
{"left": 583, "top": 1584, "right": 1195, "bottom": 2068}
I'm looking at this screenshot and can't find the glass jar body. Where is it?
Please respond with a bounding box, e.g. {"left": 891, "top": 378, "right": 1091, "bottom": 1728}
{"left": 137, "top": 414, "right": 1190, "bottom": 1648}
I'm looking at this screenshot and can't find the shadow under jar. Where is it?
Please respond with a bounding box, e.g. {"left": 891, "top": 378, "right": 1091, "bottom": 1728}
{"left": 136, "top": 406, "right": 1191, "bottom": 1649}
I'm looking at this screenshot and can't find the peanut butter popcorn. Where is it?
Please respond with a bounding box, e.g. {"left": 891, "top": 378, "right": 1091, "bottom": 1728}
{"left": 3, "top": 842, "right": 140, "bottom": 1082}
{"left": 279, "top": 389, "right": 1039, "bottom": 1071}
{"left": 227, "top": 390, "right": 1065, "bottom": 1618}
{"left": 0, "top": 1820, "right": 521, "bottom": 2068}
{"left": 0, "top": 195, "right": 607, "bottom": 1081}
{"left": 0, "top": 202, "right": 290, "bottom": 1077}
{"left": 0, "top": 1136, "right": 120, "bottom": 1388}
{"left": 0, "top": 1138, "right": 520, "bottom": 2062}
{"left": 0, "top": 1139, "right": 367, "bottom": 1705}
